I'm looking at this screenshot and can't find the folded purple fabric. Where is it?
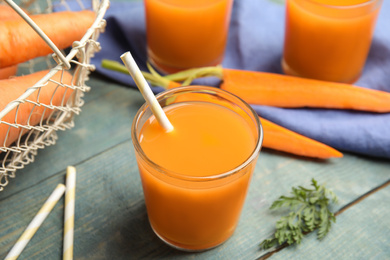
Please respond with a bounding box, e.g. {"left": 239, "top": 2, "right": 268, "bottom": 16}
{"left": 90, "top": 0, "right": 390, "bottom": 159}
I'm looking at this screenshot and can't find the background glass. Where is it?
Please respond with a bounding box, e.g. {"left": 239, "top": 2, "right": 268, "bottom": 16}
{"left": 144, "top": 0, "right": 234, "bottom": 74}
{"left": 282, "top": 0, "right": 383, "bottom": 83}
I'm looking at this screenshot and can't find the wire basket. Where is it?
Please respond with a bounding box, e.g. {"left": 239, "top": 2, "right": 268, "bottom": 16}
{"left": 0, "top": 0, "right": 109, "bottom": 191}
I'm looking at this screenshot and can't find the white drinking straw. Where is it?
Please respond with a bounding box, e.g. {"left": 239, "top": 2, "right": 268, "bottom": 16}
{"left": 120, "top": 51, "right": 174, "bottom": 132}
{"left": 63, "top": 166, "right": 76, "bottom": 260}
{"left": 5, "top": 184, "right": 66, "bottom": 260}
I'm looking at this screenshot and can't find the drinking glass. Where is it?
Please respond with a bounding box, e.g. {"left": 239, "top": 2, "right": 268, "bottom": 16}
{"left": 144, "top": 0, "right": 234, "bottom": 74}
{"left": 131, "top": 86, "right": 263, "bottom": 251}
{"left": 282, "top": 0, "right": 383, "bottom": 83}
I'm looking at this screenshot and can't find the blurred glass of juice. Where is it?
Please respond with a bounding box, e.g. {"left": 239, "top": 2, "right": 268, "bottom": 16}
{"left": 282, "top": 0, "right": 383, "bottom": 83}
{"left": 131, "top": 86, "right": 263, "bottom": 251}
{"left": 144, "top": 0, "right": 234, "bottom": 74}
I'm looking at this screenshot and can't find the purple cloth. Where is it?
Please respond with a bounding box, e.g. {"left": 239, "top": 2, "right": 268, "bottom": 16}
{"left": 90, "top": 0, "right": 390, "bottom": 159}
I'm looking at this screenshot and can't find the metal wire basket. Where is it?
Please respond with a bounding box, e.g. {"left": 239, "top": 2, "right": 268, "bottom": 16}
{"left": 0, "top": 0, "right": 109, "bottom": 191}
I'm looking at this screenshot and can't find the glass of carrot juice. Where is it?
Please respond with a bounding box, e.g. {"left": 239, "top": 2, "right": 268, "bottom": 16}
{"left": 131, "top": 86, "right": 263, "bottom": 251}
{"left": 144, "top": 0, "right": 234, "bottom": 74}
{"left": 282, "top": 0, "right": 383, "bottom": 83}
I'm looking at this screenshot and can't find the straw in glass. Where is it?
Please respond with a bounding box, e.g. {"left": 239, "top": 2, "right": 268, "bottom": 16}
{"left": 120, "top": 51, "right": 174, "bottom": 132}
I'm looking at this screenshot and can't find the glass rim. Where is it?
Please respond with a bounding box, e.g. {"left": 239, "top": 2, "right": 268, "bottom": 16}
{"left": 302, "top": 0, "right": 382, "bottom": 10}
{"left": 131, "top": 86, "right": 264, "bottom": 182}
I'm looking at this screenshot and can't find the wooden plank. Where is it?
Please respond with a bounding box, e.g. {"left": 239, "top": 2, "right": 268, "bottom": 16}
{"left": 1, "top": 136, "right": 389, "bottom": 259}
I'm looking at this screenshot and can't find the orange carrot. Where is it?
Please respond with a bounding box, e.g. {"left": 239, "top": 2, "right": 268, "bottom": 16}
{"left": 260, "top": 117, "right": 342, "bottom": 159}
{"left": 100, "top": 60, "right": 343, "bottom": 159}
{"left": 0, "top": 70, "right": 74, "bottom": 147}
{"left": 0, "top": 4, "right": 28, "bottom": 20}
{"left": 220, "top": 68, "right": 390, "bottom": 112}
{"left": 0, "top": 65, "right": 18, "bottom": 80}
{"left": 0, "top": 10, "right": 95, "bottom": 68}
{"left": 0, "top": 4, "right": 25, "bottom": 79}
{"left": 159, "top": 66, "right": 390, "bottom": 113}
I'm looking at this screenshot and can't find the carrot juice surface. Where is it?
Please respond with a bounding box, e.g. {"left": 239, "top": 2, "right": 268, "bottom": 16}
{"left": 132, "top": 90, "right": 262, "bottom": 251}
{"left": 144, "top": 0, "right": 233, "bottom": 74}
{"left": 139, "top": 102, "right": 256, "bottom": 176}
{"left": 282, "top": 0, "right": 382, "bottom": 83}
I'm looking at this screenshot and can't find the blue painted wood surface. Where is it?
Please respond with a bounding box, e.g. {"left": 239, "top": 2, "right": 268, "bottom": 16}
{"left": 0, "top": 75, "right": 389, "bottom": 259}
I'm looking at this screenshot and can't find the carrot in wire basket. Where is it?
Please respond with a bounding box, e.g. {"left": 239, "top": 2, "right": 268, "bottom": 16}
{"left": 0, "top": 70, "right": 74, "bottom": 147}
{"left": 0, "top": 10, "right": 96, "bottom": 69}
{"left": 0, "top": 4, "right": 28, "bottom": 79}
{"left": 0, "top": 66, "right": 18, "bottom": 80}
{"left": 0, "top": 4, "right": 28, "bottom": 20}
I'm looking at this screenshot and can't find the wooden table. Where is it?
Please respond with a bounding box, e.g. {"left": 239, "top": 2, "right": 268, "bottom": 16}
{"left": 0, "top": 73, "right": 389, "bottom": 259}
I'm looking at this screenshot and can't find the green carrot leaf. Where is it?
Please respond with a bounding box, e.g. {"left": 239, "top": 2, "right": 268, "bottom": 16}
{"left": 260, "top": 179, "right": 338, "bottom": 250}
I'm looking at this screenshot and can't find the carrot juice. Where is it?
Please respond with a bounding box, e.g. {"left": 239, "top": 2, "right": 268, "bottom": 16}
{"left": 144, "top": 0, "right": 233, "bottom": 74}
{"left": 131, "top": 86, "right": 263, "bottom": 251}
{"left": 282, "top": 0, "right": 383, "bottom": 83}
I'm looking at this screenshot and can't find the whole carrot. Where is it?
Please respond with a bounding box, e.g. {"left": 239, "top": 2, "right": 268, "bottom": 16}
{"left": 161, "top": 66, "right": 390, "bottom": 113}
{"left": 0, "top": 4, "right": 26, "bottom": 79}
{"left": 0, "top": 10, "right": 96, "bottom": 68}
{"left": 221, "top": 68, "right": 390, "bottom": 113}
{"left": 0, "top": 4, "right": 28, "bottom": 20}
{"left": 101, "top": 59, "right": 343, "bottom": 159}
{"left": 0, "top": 66, "right": 18, "bottom": 80}
{"left": 0, "top": 70, "right": 74, "bottom": 147}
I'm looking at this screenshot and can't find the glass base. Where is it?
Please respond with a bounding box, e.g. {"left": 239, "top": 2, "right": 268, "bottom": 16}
{"left": 147, "top": 57, "right": 178, "bottom": 75}
{"left": 151, "top": 225, "right": 231, "bottom": 252}
{"left": 147, "top": 49, "right": 223, "bottom": 75}
{"left": 281, "top": 59, "right": 361, "bottom": 84}
{"left": 281, "top": 58, "right": 299, "bottom": 78}
{"left": 281, "top": 58, "right": 360, "bottom": 84}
